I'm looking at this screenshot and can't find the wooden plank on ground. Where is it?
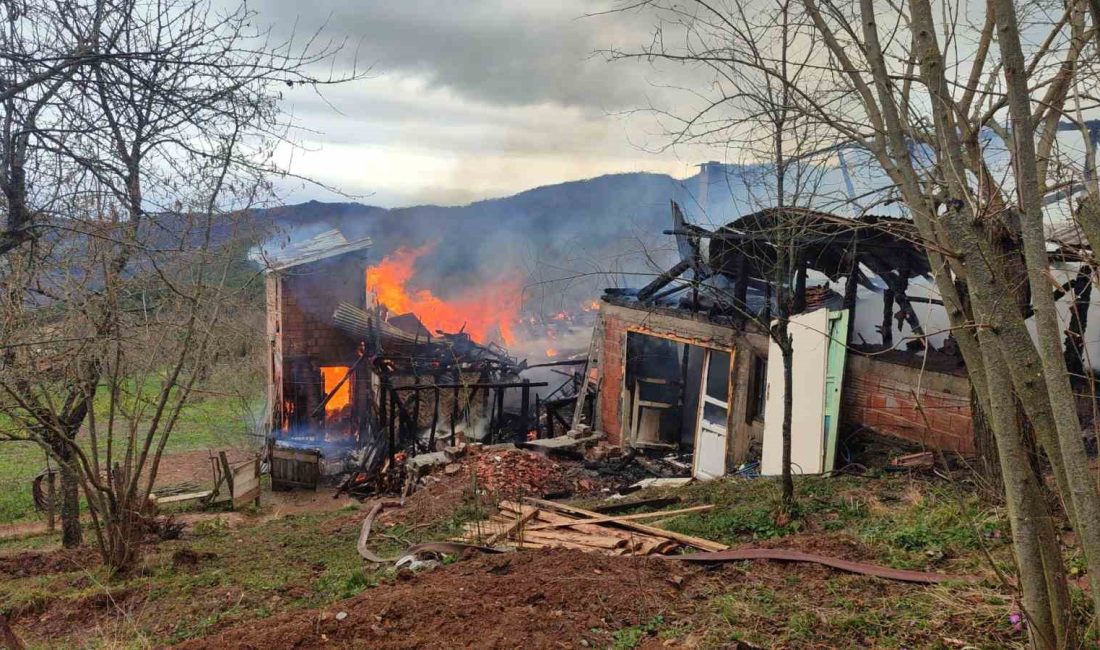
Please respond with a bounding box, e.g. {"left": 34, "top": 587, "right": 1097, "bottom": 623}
{"left": 523, "top": 497, "right": 728, "bottom": 552}
{"left": 487, "top": 506, "right": 539, "bottom": 545}
{"left": 524, "top": 505, "right": 713, "bottom": 531}
{"left": 153, "top": 490, "right": 213, "bottom": 505}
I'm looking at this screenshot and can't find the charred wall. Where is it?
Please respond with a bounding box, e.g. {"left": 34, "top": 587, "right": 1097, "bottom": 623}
{"left": 596, "top": 300, "right": 768, "bottom": 467}
{"left": 266, "top": 250, "right": 370, "bottom": 435}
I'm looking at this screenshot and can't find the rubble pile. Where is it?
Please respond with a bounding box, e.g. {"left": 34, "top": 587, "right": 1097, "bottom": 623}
{"left": 472, "top": 449, "right": 572, "bottom": 498}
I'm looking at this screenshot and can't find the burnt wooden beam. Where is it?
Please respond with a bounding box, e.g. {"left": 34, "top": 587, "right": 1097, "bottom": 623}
{"left": 519, "top": 380, "right": 531, "bottom": 439}
{"left": 733, "top": 252, "right": 749, "bottom": 314}
{"left": 1063, "top": 266, "right": 1093, "bottom": 378}
{"left": 429, "top": 387, "right": 440, "bottom": 449}
{"left": 389, "top": 381, "right": 549, "bottom": 391}
{"left": 522, "top": 359, "right": 589, "bottom": 369}
{"left": 638, "top": 259, "right": 692, "bottom": 302}
{"left": 881, "top": 287, "right": 895, "bottom": 347}
{"left": 792, "top": 256, "right": 808, "bottom": 314}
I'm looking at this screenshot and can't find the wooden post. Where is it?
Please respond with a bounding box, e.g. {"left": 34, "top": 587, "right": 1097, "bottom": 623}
{"left": 792, "top": 254, "right": 807, "bottom": 314}
{"left": 451, "top": 369, "right": 460, "bottom": 445}
{"left": 379, "top": 382, "right": 388, "bottom": 443}
{"left": 534, "top": 393, "right": 542, "bottom": 440}
{"left": 734, "top": 252, "right": 749, "bottom": 319}
{"left": 389, "top": 389, "right": 399, "bottom": 455}
{"left": 496, "top": 387, "right": 506, "bottom": 442}
{"left": 881, "top": 287, "right": 895, "bottom": 347}
{"left": 429, "top": 386, "right": 440, "bottom": 450}
{"left": 519, "top": 380, "right": 531, "bottom": 441}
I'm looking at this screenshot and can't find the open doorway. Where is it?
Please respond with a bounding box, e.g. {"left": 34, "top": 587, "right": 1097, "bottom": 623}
{"left": 623, "top": 331, "right": 740, "bottom": 477}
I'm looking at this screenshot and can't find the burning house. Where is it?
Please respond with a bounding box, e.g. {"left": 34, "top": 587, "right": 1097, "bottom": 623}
{"left": 586, "top": 203, "right": 977, "bottom": 480}
{"left": 259, "top": 229, "right": 375, "bottom": 485}
{"left": 258, "top": 227, "right": 577, "bottom": 492}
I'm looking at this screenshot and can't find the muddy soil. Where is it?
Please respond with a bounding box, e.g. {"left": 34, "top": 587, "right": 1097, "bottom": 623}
{"left": 174, "top": 548, "right": 708, "bottom": 650}
{"left": 0, "top": 548, "right": 95, "bottom": 579}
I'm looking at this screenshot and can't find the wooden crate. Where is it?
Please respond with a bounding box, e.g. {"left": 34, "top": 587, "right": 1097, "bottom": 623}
{"left": 271, "top": 447, "right": 320, "bottom": 490}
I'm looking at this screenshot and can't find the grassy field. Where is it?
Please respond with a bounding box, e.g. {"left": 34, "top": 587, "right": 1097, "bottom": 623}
{"left": 2, "top": 472, "right": 1072, "bottom": 648}
{"left": 0, "top": 389, "right": 264, "bottom": 524}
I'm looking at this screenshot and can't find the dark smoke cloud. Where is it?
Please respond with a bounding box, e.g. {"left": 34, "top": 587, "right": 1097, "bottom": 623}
{"left": 258, "top": 0, "right": 649, "bottom": 109}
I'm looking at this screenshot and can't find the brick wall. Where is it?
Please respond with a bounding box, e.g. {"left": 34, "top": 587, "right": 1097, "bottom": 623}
{"left": 843, "top": 353, "right": 974, "bottom": 454}
{"left": 280, "top": 284, "right": 358, "bottom": 363}
{"left": 594, "top": 300, "right": 767, "bottom": 451}
{"left": 597, "top": 310, "right": 628, "bottom": 445}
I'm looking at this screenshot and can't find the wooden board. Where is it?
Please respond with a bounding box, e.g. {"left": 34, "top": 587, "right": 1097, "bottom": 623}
{"left": 523, "top": 497, "right": 728, "bottom": 552}
{"left": 822, "top": 309, "right": 850, "bottom": 473}
{"left": 271, "top": 447, "right": 320, "bottom": 490}
{"left": 153, "top": 490, "right": 213, "bottom": 505}
{"left": 231, "top": 459, "right": 261, "bottom": 509}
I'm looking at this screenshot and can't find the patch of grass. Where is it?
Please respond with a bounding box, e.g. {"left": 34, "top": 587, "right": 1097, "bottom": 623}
{"left": 855, "top": 484, "right": 1004, "bottom": 568}
{"left": 610, "top": 615, "right": 666, "bottom": 650}
{"left": 0, "top": 388, "right": 262, "bottom": 525}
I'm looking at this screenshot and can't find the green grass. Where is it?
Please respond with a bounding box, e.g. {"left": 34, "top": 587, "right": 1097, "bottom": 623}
{"left": 0, "top": 489, "right": 488, "bottom": 648}
{"left": 0, "top": 469, "right": 1037, "bottom": 648}
{"left": 0, "top": 389, "right": 263, "bottom": 525}
{"left": 650, "top": 475, "right": 1009, "bottom": 573}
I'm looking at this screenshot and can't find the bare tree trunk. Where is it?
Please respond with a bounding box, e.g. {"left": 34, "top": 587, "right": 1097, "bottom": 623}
{"left": 969, "top": 389, "right": 1002, "bottom": 496}
{"left": 780, "top": 331, "right": 794, "bottom": 507}
{"left": 992, "top": 0, "right": 1100, "bottom": 622}
{"left": 979, "top": 335, "right": 1070, "bottom": 649}
{"left": 50, "top": 434, "right": 82, "bottom": 547}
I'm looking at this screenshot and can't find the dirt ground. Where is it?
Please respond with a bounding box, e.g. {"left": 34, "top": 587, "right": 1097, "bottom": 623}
{"left": 172, "top": 542, "right": 1011, "bottom": 650}
{"left": 0, "top": 455, "right": 1029, "bottom": 649}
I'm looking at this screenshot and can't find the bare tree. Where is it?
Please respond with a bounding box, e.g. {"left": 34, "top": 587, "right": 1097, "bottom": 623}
{"left": 612, "top": 0, "right": 1100, "bottom": 644}
{"left": 0, "top": 0, "right": 360, "bottom": 571}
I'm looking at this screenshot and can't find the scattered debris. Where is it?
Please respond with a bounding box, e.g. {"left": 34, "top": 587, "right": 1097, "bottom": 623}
{"left": 628, "top": 477, "right": 692, "bottom": 490}
{"left": 456, "top": 498, "right": 726, "bottom": 556}
{"left": 891, "top": 451, "right": 936, "bottom": 470}
{"left": 470, "top": 450, "right": 572, "bottom": 498}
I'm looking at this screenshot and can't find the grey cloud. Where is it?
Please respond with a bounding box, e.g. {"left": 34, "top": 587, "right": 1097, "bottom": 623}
{"left": 258, "top": 0, "right": 654, "bottom": 109}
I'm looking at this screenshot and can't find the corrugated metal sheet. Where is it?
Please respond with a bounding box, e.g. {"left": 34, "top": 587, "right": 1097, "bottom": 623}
{"left": 254, "top": 229, "right": 372, "bottom": 271}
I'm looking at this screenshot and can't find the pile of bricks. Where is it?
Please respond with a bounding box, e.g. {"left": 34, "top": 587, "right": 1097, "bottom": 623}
{"left": 471, "top": 449, "right": 570, "bottom": 498}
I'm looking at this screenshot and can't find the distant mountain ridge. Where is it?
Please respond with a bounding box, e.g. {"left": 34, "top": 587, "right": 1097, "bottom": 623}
{"left": 255, "top": 172, "right": 702, "bottom": 309}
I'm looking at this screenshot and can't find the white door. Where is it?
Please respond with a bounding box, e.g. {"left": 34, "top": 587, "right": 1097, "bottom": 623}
{"left": 693, "top": 349, "right": 731, "bottom": 480}
{"left": 761, "top": 308, "right": 831, "bottom": 475}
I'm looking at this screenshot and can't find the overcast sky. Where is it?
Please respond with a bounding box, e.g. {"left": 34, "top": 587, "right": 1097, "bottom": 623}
{"left": 261, "top": 0, "right": 707, "bottom": 207}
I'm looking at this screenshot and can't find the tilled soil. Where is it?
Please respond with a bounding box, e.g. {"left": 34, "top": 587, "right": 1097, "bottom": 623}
{"left": 173, "top": 548, "right": 706, "bottom": 650}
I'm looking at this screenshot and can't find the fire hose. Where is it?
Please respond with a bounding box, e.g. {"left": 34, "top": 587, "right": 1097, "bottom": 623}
{"left": 356, "top": 500, "right": 502, "bottom": 565}
{"left": 357, "top": 502, "right": 971, "bottom": 585}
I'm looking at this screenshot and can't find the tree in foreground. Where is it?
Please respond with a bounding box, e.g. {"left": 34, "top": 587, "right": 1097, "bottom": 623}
{"left": 612, "top": 0, "right": 1100, "bottom": 645}
{"left": 0, "top": 0, "right": 359, "bottom": 573}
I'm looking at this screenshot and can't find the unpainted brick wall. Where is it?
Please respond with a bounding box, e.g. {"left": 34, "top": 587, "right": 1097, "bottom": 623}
{"left": 842, "top": 353, "right": 974, "bottom": 454}
{"left": 598, "top": 312, "right": 628, "bottom": 445}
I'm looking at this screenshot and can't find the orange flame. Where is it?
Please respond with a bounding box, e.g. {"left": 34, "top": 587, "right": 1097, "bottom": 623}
{"left": 320, "top": 366, "right": 351, "bottom": 420}
{"left": 366, "top": 245, "right": 522, "bottom": 345}
{"left": 545, "top": 347, "right": 558, "bottom": 358}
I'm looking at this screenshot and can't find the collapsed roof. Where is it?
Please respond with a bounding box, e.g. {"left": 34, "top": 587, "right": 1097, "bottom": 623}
{"left": 616, "top": 203, "right": 934, "bottom": 340}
